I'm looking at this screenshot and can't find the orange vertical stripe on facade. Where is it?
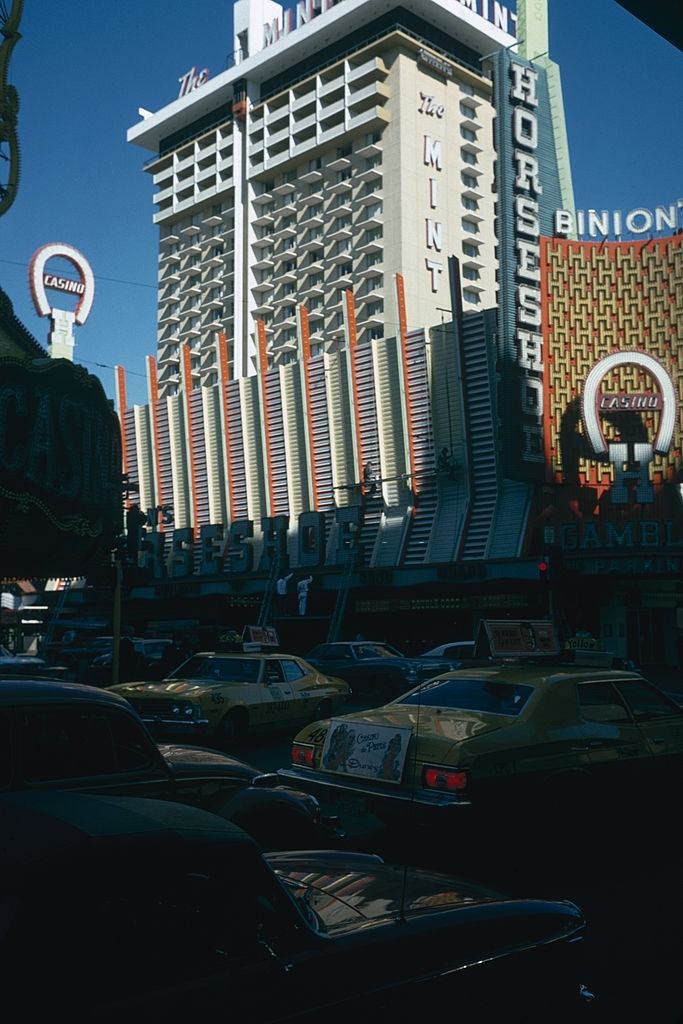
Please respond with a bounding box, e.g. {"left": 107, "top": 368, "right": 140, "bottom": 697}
{"left": 298, "top": 305, "right": 319, "bottom": 509}
{"left": 257, "top": 320, "right": 275, "bottom": 514}
{"left": 181, "top": 343, "right": 199, "bottom": 539}
{"left": 345, "top": 289, "right": 366, "bottom": 492}
{"left": 395, "top": 273, "right": 417, "bottom": 496}
{"left": 146, "top": 356, "right": 166, "bottom": 532}
{"left": 217, "top": 332, "right": 236, "bottom": 521}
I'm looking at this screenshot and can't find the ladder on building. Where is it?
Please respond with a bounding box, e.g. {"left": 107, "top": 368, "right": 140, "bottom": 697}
{"left": 256, "top": 555, "right": 281, "bottom": 629}
{"left": 38, "top": 579, "right": 72, "bottom": 655}
{"left": 326, "top": 550, "right": 357, "bottom": 643}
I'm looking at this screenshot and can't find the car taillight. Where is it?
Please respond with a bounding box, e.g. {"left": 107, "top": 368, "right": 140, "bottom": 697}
{"left": 422, "top": 765, "right": 468, "bottom": 792}
{"left": 292, "top": 743, "right": 315, "bottom": 768}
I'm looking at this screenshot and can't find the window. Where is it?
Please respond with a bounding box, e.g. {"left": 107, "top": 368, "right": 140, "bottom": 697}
{"left": 460, "top": 127, "right": 477, "bottom": 142}
{"left": 578, "top": 682, "right": 631, "bottom": 723}
{"left": 463, "top": 266, "right": 479, "bottom": 281}
{"left": 170, "top": 656, "right": 260, "bottom": 683}
{"left": 462, "top": 172, "right": 478, "bottom": 189}
{"left": 615, "top": 680, "right": 681, "bottom": 720}
{"left": 280, "top": 660, "right": 305, "bottom": 682}
{"left": 462, "top": 242, "right": 479, "bottom": 258}
{"left": 460, "top": 102, "right": 477, "bottom": 119}
{"left": 462, "top": 218, "right": 479, "bottom": 234}
{"left": 19, "top": 707, "right": 153, "bottom": 781}
{"left": 463, "top": 289, "right": 481, "bottom": 304}
{"left": 462, "top": 196, "right": 479, "bottom": 211}
{"left": 264, "top": 661, "right": 285, "bottom": 684}
{"left": 400, "top": 678, "right": 534, "bottom": 716}
{"left": 462, "top": 149, "right": 478, "bottom": 166}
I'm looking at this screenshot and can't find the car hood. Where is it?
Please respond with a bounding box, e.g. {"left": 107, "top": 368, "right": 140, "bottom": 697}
{"left": 267, "top": 853, "right": 583, "bottom": 937}
{"left": 158, "top": 744, "right": 260, "bottom": 781}
{"left": 112, "top": 679, "right": 217, "bottom": 699}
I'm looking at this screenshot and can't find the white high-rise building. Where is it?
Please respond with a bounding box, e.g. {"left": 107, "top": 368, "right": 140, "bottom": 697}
{"left": 128, "top": 0, "right": 516, "bottom": 399}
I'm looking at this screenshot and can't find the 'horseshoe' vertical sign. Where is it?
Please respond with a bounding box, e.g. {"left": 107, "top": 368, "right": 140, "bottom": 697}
{"left": 28, "top": 242, "right": 95, "bottom": 361}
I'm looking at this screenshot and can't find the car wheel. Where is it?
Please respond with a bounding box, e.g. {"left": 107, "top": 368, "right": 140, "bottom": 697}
{"left": 310, "top": 697, "right": 332, "bottom": 723}
{"left": 217, "top": 708, "right": 248, "bottom": 749}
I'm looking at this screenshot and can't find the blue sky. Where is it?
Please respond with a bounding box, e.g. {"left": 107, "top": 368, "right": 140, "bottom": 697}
{"left": 1, "top": 0, "right": 680, "bottom": 406}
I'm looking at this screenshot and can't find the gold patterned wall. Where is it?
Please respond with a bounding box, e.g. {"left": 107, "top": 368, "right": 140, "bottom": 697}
{"left": 541, "top": 235, "right": 683, "bottom": 491}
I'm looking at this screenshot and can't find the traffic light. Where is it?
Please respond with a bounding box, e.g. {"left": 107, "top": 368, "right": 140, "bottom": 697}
{"left": 537, "top": 556, "right": 550, "bottom": 583}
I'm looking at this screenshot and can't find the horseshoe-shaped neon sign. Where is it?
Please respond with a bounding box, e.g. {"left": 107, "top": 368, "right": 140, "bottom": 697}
{"left": 581, "top": 350, "right": 677, "bottom": 458}
{"left": 29, "top": 242, "right": 95, "bottom": 325}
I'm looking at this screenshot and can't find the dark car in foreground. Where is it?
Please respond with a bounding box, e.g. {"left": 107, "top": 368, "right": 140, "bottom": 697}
{"left": 0, "top": 790, "right": 589, "bottom": 1022}
{"left": 0, "top": 679, "right": 332, "bottom": 849}
{"left": 305, "top": 641, "right": 459, "bottom": 700}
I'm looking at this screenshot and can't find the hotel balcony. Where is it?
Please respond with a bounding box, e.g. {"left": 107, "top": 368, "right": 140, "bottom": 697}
{"left": 298, "top": 167, "right": 324, "bottom": 184}
{"left": 299, "top": 236, "right": 324, "bottom": 254}
{"left": 201, "top": 212, "right": 223, "bottom": 227}
{"left": 180, "top": 222, "right": 201, "bottom": 237}
{"left": 329, "top": 200, "right": 353, "bottom": 218}
{"left": 253, "top": 190, "right": 274, "bottom": 207}
{"left": 272, "top": 266, "right": 297, "bottom": 285}
{"left": 347, "top": 80, "right": 390, "bottom": 113}
{"left": 252, "top": 254, "right": 275, "bottom": 271}
{"left": 358, "top": 188, "right": 383, "bottom": 206}
{"left": 253, "top": 301, "right": 275, "bottom": 317}
{"left": 300, "top": 189, "right": 324, "bottom": 207}
{"left": 347, "top": 55, "right": 388, "bottom": 85}
{"left": 253, "top": 211, "right": 275, "bottom": 228}
{"left": 299, "top": 280, "right": 325, "bottom": 299}
{"left": 159, "top": 309, "right": 181, "bottom": 325}
{"left": 252, "top": 280, "right": 275, "bottom": 297}
{"left": 328, "top": 178, "right": 353, "bottom": 196}
{"left": 252, "top": 235, "right": 274, "bottom": 251}
{"left": 272, "top": 180, "right": 297, "bottom": 196}
{"left": 356, "top": 236, "right": 384, "bottom": 255}
{"left": 356, "top": 165, "right": 382, "bottom": 183}
{"left": 328, "top": 224, "right": 353, "bottom": 242}
{"left": 266, "top": 102, "right": 289, "bottom": 128}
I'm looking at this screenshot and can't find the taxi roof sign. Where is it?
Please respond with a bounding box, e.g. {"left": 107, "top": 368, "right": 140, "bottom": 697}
{"left": 475, "top": 620, "right": 560, "bottom": 658}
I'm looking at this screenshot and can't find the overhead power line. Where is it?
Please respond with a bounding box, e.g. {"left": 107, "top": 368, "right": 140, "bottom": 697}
{"left": 0, "top": 255, "right": 156, "bottom": 290}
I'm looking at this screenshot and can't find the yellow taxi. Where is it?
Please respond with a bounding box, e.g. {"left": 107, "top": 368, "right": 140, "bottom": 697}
{"left": 110, "top": 651, "right": 350, "bottom": 747}
{"left": 279, "top": 662, "right": 683, "bottom": 824}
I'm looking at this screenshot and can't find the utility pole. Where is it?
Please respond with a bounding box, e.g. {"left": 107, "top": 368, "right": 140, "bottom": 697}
{"left": 111, "top": 556, "right": 122, "bottom": 687}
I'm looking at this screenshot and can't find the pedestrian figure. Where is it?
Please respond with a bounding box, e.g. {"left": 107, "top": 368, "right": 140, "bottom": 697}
{"left": 275, "top": 572, "right": 293, "bottom": 616}
{"left": 437, "top": 447, "right": 451, "bottom": 473}
{"left": 297, "top": 576, "right": 313, "bottom": 616}
{"left": 363, "top": 461, "right": 377, "bottom": 497}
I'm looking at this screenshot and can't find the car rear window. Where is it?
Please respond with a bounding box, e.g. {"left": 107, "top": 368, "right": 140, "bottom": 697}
{"left": 170, "top": 656, "right": 260, "bottom": 684}
{"left": 397, "top": 678, "right": 534, "bottom": 716}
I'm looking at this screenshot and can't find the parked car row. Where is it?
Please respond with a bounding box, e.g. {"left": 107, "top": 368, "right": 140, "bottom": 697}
{"left": 282, "top": 659, "right": 683, "bottom": 832}
{"left": 0, "top": 788, "right": 588, "bottom": 1021}
{"left": 5, "top": 637, "right": 680, "bottom": 1018}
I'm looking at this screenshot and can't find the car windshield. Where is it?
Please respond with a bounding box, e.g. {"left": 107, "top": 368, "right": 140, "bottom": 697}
{"left": 397, "top": 677, "right": 534, "bottom": 716}
{"left": 169, "top": 656, "right": 261, "bottom": 684}
{"left": 354, "top": 644, "right": 402, "bottom": 660}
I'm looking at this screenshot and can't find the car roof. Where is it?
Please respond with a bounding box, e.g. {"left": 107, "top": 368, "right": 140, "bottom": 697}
{"left": 0, "top": 791, "right": 255, "bottom": 873}
{"left": 432, "top": 664, "right": 646, "bottom": 689}
{"left": 187, "top": 651, "right": 292, "bottom": 660}
{"left": 0, "top": 679, "right": 134, "bottom": 709}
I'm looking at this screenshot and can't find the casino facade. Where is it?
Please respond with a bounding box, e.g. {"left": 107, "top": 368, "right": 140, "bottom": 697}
{"left": 114, "top": 0, "right": 682, "bottom": 665}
